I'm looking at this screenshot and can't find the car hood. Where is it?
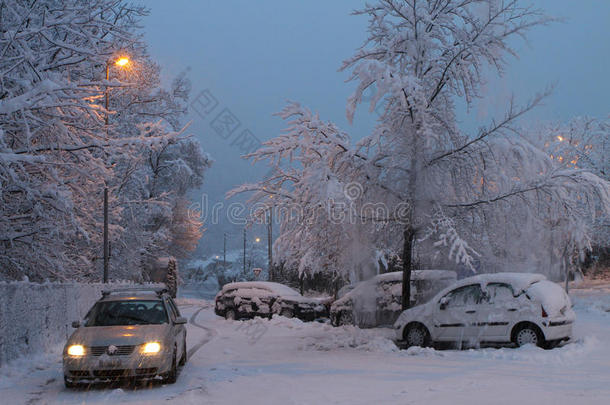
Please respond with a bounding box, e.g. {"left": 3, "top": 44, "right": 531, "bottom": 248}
{"left": 394, "top": 302, "right": 433, "bottom": 328}
{"left": 67, "top": 324, "right": 172, "bottom": 347}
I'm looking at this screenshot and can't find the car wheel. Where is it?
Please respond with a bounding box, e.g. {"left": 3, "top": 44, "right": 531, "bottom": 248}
{"left": 225, "top": 309, "right": 236, "bottom": 320}
{"left": 64, "top": 376, "right": 77, "bottom": 389}
{"left": 280, "top": 308, "right": 294, "bottom": 318}
{"left": 513, "top": 323, "right": 544, "bottom": 348}
{"left": 403, "top": 323, "right": 431, "bottom": 348}
{"left": 179, "top": 336, "right": 187, "bottom": 366}
{"left": 165, "top": 349, "right": 178, "bottom": 384}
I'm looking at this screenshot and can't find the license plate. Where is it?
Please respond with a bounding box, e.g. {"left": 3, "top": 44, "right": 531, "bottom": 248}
{"left": 99, "top": 359, "right": 122, "bottom": 368}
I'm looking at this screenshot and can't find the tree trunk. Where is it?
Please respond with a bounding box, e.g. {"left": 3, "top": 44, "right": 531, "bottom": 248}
{"left": 402, "top": 226, "right": 416, "bottom": 311}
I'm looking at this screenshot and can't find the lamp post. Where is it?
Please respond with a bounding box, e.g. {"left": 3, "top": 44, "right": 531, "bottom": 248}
{"left": 103, "top": 56, "right": 130, "bottom": 283}
{"left": 223, "top": 232, "right": 227, "bottom": 274}
{"left": 243, "top": 228, "right": 246, "bottom": 275}
{"left": 267, "top": 207, "right": 273, "bottom": 281}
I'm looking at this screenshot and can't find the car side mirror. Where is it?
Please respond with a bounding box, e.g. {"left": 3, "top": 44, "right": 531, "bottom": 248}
{"left": 439, "top": 297, "right": 449, "bottom": 310}
{"left": 71, "top": 321, "right": 81, "bottom": 328}
{"left": 174, "top": 316, "right": 187, "bottom": 325}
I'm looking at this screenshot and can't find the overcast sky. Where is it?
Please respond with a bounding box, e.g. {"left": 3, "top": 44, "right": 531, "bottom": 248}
{"left": 143, "top": 0, "right": 610, "bottom": 254}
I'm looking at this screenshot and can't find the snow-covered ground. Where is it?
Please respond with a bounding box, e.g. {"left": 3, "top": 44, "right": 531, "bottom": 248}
{"left": 1, "top": 283, "right": 609, "bottom": 404}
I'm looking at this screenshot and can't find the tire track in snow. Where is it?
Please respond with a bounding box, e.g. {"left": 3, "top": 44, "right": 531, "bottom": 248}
{"left": 186, "top": 305, "right": 217, "bottom": 360}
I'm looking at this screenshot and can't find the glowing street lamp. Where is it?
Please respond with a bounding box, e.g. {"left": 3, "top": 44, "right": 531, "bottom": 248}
{"left": 105, "top": 55, "right": 131, "bottom": 125}
{"left": 115, "top": 57, "right": 130, "bottom": 67}
{"left": 102, "top": 55, "right": 131, "bottom": 284}
{"left": 255, "top": 237, "right": 261, "bottom": 243}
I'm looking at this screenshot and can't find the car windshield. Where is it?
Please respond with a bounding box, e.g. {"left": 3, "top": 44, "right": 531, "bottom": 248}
{"left": 85, "top": 300, "right": 168, "bottom": 326}
{"left": 269, "top": 285, "right": 301, "bottom": 297}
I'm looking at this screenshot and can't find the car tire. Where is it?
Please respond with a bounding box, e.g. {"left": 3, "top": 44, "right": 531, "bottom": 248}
{"left": 165, "top": 349, "right": 178, "bottom": 384}
{"left": 512, "top": 323, "right": 544, "bottom": 348}
{"left": 225, "top": 309, "right": 236, "bottom": 320}
{"left": 403, "top": 323, "right": 431, "bottom": 348}
{"left": 280, "top": 308, "right": 294, "bottom": 318}
{"left": 64, "top": 376, "right": 77, "bottom": 389}
{"left": 179, "top": 336, "right": 187, "bottom": 366}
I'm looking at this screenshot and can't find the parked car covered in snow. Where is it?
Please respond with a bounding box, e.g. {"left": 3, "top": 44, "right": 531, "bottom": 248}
{"left": 330, "top": 270, "right": 457, "bottom": 328}
{"left": 394, "top": 272, "right": 575, "bottom": 349}
{"left": 214, "top": 281, "right": 330, "bottom": 321}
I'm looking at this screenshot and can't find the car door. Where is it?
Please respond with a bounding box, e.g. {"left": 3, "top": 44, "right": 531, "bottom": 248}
{"left": 433, "top": 284, "right": 484, "bottom": 342}
{"left": 476, "top": 283, "right": 518, "bottom": 341}
{"left": 165, "top": 298, "right": 185, "bottom": 358}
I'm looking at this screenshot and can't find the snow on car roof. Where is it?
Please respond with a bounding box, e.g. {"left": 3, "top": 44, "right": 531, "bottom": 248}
{"left": 445, "top": 272, "right": 546, "bottom": 294}
{"left": 373, "top": 270, "right": 457, "bottom": 283}
{"left": 333, "top": 270, "right": 457, "bottom": 307}
{"left": 221, "top": 281, "right": 301, "bottom": 296}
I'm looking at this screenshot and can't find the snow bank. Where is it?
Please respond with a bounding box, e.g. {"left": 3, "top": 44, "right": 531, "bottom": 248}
{"left": 0, "top": 281, "right": 162, "bottom": 365}
{"left": 400, "top": 337, "right": 600, "bottom": 365}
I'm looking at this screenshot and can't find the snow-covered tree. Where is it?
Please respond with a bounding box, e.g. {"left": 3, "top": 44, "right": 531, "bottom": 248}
{"left": 228, "top": 104, "right": 358, "bottom": 286}
{"left": 233, "top": 0, "right": 610, "bottom": 304}
{"left": 106, "top": 62, "right": 211, "bottom": 279}
{"left": 537, "top": 117, "right": 610, "bottom": 270}
{"left": 0, "top": 0, "right": 210, "bottom": 281}
{"left": 342, "top": 0, "right": 609, "bottom": 302}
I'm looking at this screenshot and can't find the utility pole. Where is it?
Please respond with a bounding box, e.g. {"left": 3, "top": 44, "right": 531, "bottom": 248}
{"left": 267, "top": 208, "right": 273, "bottom": 281}
{"left": 223, "top": 232, "right": 227, "bottom": 273}
{"left": 101, "top": 57, "right": 129, "bottom": 283}
{"left": 103, "top": 187, "right": 109, "bottom": 283}
{"left": 243, "top": 228, "right": 246, "bottom": 275}
{"left": 105, "top": 63, "right": 109, "bottom": 128}
{"left": 102, "top": 62, "right": 110, "bottom": 284}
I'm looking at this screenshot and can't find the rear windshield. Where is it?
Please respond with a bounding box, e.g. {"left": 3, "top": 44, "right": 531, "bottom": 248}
{"left": 85, "top": 300, "right": 168, "bottom": 326}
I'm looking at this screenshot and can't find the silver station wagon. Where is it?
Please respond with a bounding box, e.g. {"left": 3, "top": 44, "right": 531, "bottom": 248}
{"left": 63, "top": 288, "right": 187, "bottom": 387}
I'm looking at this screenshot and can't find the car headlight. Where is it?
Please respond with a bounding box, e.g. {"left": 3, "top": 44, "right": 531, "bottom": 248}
{"left": 67, "top": 344, "right": 85, "bottom": 356}
{"left": 142, "top": 342, "right": 161, "bottom": 354}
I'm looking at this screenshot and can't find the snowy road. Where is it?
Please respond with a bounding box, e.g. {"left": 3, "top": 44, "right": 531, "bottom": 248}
{"left": 1, "top": 286, "right": 610, "bottom": 404}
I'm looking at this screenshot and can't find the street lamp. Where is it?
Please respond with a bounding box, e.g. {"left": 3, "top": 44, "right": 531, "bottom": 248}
{"left": 103, "top": 55, "right": 130, "bottom": 283}
{"left": 105, "top": 56, "right": 130, "bottom": 128}
{"left": 255, "top": 237, "right": 261, "bottom": 243}
{"left": 115, "top": 57, "right": 130, "bottom": 67}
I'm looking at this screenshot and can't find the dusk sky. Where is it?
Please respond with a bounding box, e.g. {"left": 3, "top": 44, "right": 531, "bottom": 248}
{"left": 143, "top": 0, "right": 610, "bottom": 252}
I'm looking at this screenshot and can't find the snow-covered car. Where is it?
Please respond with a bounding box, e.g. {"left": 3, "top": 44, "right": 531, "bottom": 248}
{"left": 63, "top": 288, "right": 187, "bottom": 388}
{"left": 214, "top": 281, "right": 330, "bottom": 321}
{"left": 394, "top": 272, "right": 575, "bottom": 349}
{"left": 330, "top": 270, "right": 457, "bottom": 328}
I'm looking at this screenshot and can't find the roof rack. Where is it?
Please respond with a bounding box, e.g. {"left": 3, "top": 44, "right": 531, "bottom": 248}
{"left": 101, "top": 287, "right": 168, "bottom": 298}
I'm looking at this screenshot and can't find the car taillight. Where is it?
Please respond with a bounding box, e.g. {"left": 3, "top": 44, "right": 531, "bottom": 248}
{"left": 541, "top": 306, "right": 548, "bottom": 318}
